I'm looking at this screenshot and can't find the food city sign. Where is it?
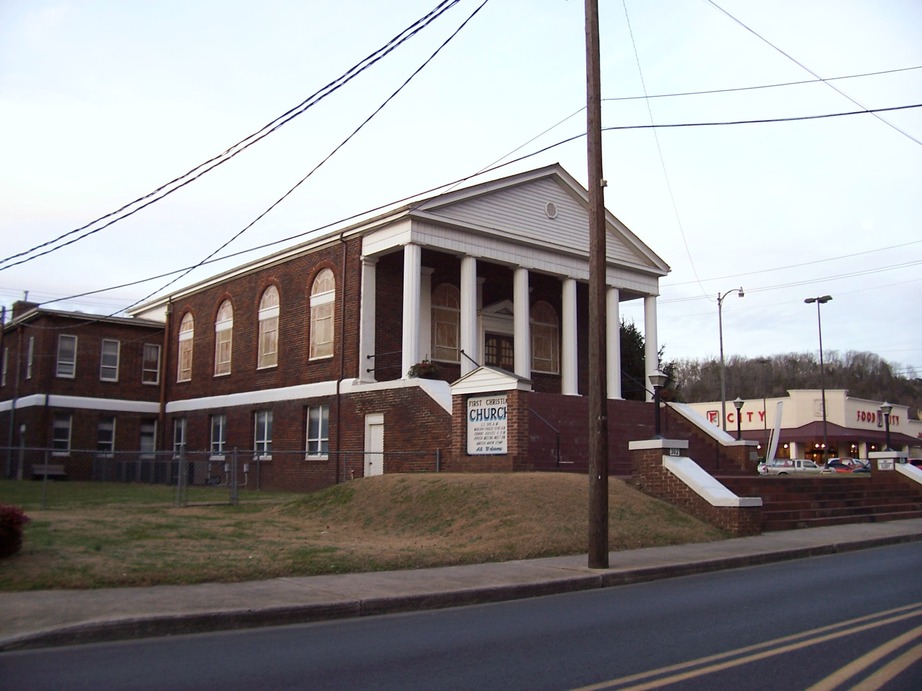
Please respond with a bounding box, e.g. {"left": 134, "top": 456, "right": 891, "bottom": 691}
{"left": 855, "top": 408, "right": 900, "bottom": 427}
{"left": 706, "top": 409, "right": 766, "bottom": 427}
{"left": 467, "top": 394, "right": 507, "bottom": 455}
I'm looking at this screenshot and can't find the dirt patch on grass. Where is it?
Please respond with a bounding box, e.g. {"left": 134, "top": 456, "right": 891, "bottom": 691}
{"left": 1, "top": 474, "right": 726, "bottom": 590}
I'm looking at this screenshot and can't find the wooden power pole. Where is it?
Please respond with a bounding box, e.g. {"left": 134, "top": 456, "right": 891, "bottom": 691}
{"left": 585, "top": 0, "right": 609, "bottom": 569}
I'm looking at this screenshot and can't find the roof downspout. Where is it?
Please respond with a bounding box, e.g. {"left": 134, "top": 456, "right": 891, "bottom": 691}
{"left": 336, "top": 234, "right": 347, "bottom": 483}
{"left": 159, "top": 299, "right": 173, "bottom": 453}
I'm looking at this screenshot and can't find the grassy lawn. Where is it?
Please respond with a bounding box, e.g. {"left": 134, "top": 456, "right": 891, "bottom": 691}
{"left": 0, "top": 474, "right": 727, "bottom": 591}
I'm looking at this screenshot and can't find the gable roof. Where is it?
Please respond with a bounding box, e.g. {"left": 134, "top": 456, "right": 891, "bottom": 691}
{"left": 410, "top": 164, "right": 668, "bottom": 276}
{"left": 131, "top": 163, "right": 668, "bottom": 316}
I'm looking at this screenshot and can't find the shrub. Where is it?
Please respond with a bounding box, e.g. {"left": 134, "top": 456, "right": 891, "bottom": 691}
{"left": 0, "top": 503, "right": 30, "bottom": 559}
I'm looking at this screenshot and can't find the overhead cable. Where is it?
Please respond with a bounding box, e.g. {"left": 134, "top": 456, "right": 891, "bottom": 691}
{"left": 0, "top": 0, "right": 461, "bottom": 272}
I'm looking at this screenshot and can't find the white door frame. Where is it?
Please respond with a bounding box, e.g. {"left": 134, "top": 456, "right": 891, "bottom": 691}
{"left": 364, "top": 413, "right": 384, "bottom": 477}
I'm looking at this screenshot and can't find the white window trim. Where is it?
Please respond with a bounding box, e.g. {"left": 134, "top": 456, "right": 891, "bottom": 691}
{"left": 52, "top": 414, "right": 72, "bottom": 457}
{"left": 305, "top": 404, "right": 330, "bottom": 460}
{"left": 254, "top": 410, "right": 273, "bottom": 460}
{"left": 142, "top": 343, "right": 161, "bottom": 386}
{"left": 26, "top": 336, "right": 34, "bottom": 379}
{"left": 178, "top": 316, "right": 194, "bottom": 383}
{"left": 173, "top": 418, "right": 187, "bottom": 459}
{"left": 57, "top": 335, "right": 78, "bottom": 379}
{"left": 100, "top": 339, "right": 120, "bottom": 382}
{"left": 210, "top": 414, "right": 227, "bottom": 460}
{"left": 140, "top": 419, "right": 157, "bottom": 460}
{"left": 97, "top": 416, "right": 116, "bottom": 457}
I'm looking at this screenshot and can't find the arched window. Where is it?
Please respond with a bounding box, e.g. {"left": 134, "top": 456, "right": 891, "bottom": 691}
{"left": 214, "top": 300, "right": 234, "bottom": 376}
{"left": 310, "top": 268, "right": 335, "bottom": 360}
{"left": 530, "top": 301, "right": 559, "bottom": 374}
{"left": 431, "top": 284, "right": 460, "bottom": 363}
{"left": 257, "top": 285, "right": 280, "bottom": 369}
{"left": 177, "top": 312, "right": 194, "bottom": 382}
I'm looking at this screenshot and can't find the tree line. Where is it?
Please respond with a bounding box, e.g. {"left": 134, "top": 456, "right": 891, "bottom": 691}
{"left": 618, "top": 322, "right": 921, "bottom": 420}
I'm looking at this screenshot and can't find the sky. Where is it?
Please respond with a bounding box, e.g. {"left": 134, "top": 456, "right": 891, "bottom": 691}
{"left": 1, "top": 0, "right": 921, "bottom": 377}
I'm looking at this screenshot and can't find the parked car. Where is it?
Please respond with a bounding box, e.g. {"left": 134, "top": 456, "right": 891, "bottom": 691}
{"left": 825, "top": 457, "right": 870, "bottom": 473}
{"left": 758, "top": 459, "right": 825, "bottom": 476}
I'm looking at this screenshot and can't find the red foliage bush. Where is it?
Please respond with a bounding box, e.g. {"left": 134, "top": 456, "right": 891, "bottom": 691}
{"left": 0, "top": 503, "right": 30, "bottom": 558}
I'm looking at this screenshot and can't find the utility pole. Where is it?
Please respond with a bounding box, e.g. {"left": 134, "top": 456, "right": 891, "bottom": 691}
{"left": 585, "top": 0, "right": 608, "bottom": 569}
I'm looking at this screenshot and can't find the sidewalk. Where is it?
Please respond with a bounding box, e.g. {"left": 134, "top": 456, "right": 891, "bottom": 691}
{"left": 3, "top": 518, "right": 922, "bottom": 652}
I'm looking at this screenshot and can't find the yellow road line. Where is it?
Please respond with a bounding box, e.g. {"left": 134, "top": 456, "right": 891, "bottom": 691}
{"left": 808, "top": 629, "right": 922, "bottom": 691}
{"left": 572, "top": 602, "right": 922, "bottom": 691}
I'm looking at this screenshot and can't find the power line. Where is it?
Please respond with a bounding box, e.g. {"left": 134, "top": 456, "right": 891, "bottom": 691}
{"left": 705, "top": 0, "right": 922, "bottom": 147}
{"left": 29, "top": 98, "right": 922, "bottom": 313}
{"left": 602, "top": 64, "right": 922, "bottom": 103}
{"left": 663, "top": 240, "right": 922, "bottom": 288}
{"left": 121, "top": 0, "right": 491, "bottom": 316}
{"left": 0, "top": 0, "right": 461, "bottom": 273}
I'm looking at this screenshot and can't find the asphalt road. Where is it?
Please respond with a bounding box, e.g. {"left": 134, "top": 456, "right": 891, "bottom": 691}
{"left": 2, "top": 543, "right": 920, "bottom": 690}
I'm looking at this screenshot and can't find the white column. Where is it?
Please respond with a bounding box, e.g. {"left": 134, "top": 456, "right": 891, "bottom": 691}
{"left": 419, "top": 267, "right": 433, "bottom": 361}
{"left": 358, "top": 256, "right": 377, "bottom": 382}
{"left": 513, "top": 267, "right": 530, "bottom": 379}
{"left": 643, "top": 295, "right": 658, "bottom": 402}
{"left": 460, "top": 256, "right": 479, "bottom": 375}
{"left": 561, "top": 277, "right": 578, "bottom": 395}
{"left": 607, "top": 287, "right": 622, "bottom": 399}
{"left": 402, "top": 243, "right": 421, "bottom": 377}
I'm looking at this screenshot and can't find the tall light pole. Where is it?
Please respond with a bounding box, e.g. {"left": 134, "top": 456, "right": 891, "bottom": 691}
{"left": 756, "top": 357, "right": 771, "bottom": 453}
{"left": 805, "top": 295, "right": 832, "bottom": 464}
{"left": 718, "top": 287, "right": 744, "bottom": 432}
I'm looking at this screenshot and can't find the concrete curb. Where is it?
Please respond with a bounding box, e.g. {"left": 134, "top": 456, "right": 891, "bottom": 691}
{"left": 3, "top": 528, "right": 920, "bottom": 652}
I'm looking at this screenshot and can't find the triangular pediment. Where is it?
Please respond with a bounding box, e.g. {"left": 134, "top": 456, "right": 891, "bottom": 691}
{"left": 451, "top": 365, "right": 532, "bottom": 395}
{"left": 412, "top": 165, "right": 669, "bottom": 276}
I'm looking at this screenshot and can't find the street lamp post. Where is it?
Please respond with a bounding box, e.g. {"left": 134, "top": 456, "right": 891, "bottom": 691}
{"left": 756, "top": 357, "right": 771, "bottom": 452}
{"left": 718, "top": 287, "right": 744, "bottom": 432}
{"left": 649, "top": 369, "right": 669, "bottom": 438}
{"left": 879, "top": 402, "right": 893, "bottom": 451}
{"left": 732, "top": 396, "right": 745, "bottom": 441}
{"left": 804, "top": 295, "right": 832, "bottom": 464}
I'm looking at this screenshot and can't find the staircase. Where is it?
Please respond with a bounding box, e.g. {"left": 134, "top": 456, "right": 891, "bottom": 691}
{"left": 720, "top": 473, "right": 922, "bottom": 531}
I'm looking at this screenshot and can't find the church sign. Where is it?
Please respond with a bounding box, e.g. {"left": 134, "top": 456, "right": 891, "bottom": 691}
{"left": 467, "top": 394, "right": 507, "bottom": 455}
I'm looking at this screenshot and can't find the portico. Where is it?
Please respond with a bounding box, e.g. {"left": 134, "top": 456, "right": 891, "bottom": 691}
{"left": 355, "top": 165, "right": 669, "bottom": 398}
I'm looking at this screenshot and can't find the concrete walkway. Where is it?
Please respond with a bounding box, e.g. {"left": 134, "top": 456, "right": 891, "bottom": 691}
{"left": 3, "top": 518, "right": 922, "bottom": 652}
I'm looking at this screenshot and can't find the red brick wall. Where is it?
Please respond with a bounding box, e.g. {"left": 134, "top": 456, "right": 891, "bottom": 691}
{"left": 630, "top": 446, "right": 761, "bottom": 536}
{"left": 528, "top": 394, "right": 652, "bottom": 475}
{"left": 164, "top": 238, "right": 362, "bottom": 404}
{"left": 1, "top": 313, "right": 162, "bottom": 403}
{"left": 659, "top": 404, "right": 756, "bottom": 474}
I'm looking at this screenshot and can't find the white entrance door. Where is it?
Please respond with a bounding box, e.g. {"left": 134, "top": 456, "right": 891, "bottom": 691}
{"left": 364, "top": 413, "right": 384, "bottom": 477}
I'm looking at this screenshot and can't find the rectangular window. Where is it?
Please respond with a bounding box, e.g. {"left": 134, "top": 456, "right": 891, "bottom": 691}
{"left": 531, "top": 324, "right": 559, "bottom": 374}
{"left": 56, "top": 335, "right": 77, "bottom": 378}
{"left": 310, "top": 300, "right": 334, "bottom": 359}
{"left": 100, "top": 339, "right": 120, "bottom": 381}
{"left": 258, "top": 312, "right": 279, "bottom": 369}
{"left": 214, "top": 328, "right": 232, "bottom": 376}
{"left": 1, "top": 347, "right": 7, "bottom": 387}
{"left": 52, "top": 414, "right": 72, "bottom": 456}
{"left": 210, "top": 414, "right": 227, "bottom": 458}
{"left": 26, "top": 336, "right": 34, "bottom": 379}
{"left": 172, "top": 418, "right": 187, "bottom": 458}
{"left": 306, "top": 405, "right": 329, "bottom": 458}
{"left": 254, "top": 410, "right": 272, "bottom": 459}
{"left": 97, "top": 416, "right": 116, "bottom": 457}
{"left": 142, "top": 344, "right": 161, "bottom": 385}
{"left": 140, "top": 419, "right": 157, "bottom": 459}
